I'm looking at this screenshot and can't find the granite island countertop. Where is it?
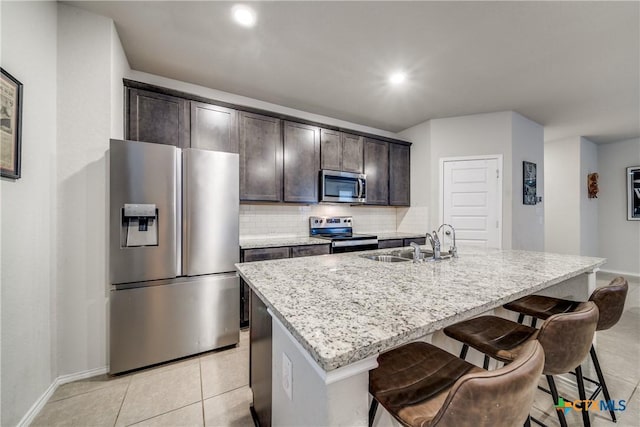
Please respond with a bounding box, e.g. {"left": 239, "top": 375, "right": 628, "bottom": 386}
{"left": 236, "top": 248, "right": 606, "bottom": 372}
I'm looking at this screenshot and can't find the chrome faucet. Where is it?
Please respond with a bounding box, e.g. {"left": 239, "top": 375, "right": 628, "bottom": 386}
{"left": 410, "top": 242, "right": 422, "bottom": 262}
{"left": 437, "top": 223, "right": 458, "bottom": 258}
{"left": 425, "top": 231, "right": 441, "bottom": 260}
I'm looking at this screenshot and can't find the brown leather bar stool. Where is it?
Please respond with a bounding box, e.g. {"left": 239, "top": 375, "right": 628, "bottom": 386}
{"left": 443, "top": 302, "right": 599, "bottom": 427}
{"left": 503, "top": 276, "right": 629, "bottom": 422}
{"left": 368, "top": 340, "right": 544, "bottom": 427}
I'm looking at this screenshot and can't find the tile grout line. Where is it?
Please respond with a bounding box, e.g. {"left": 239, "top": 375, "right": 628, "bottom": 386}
{"left": 199, "top": 357, "right": 206, "bottom": 426}
{"left": 123, "top": 402, "right": 203, "bottom": 427}
{"left": 113, "top": 375, "right": 133, "bottom": 427}
{"left": 47, "top": 380, "right": 128, "bottom": 404}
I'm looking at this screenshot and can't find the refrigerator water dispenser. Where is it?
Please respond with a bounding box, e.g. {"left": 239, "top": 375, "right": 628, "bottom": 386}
{"left": 122, "top": 203, "right": 158, "bottom": 247}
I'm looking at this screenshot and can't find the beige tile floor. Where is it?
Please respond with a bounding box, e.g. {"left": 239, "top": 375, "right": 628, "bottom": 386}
{"left": 32, "top": 272, "right": 639, "bottom": 426}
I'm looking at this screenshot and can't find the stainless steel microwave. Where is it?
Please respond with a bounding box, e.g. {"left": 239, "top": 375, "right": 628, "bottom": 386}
{"left": 320, "top": 170, "right": 366, "bottom": 203}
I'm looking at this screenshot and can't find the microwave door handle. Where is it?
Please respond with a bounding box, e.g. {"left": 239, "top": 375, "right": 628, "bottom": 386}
{"left": 358, "top": 178, "right": 364, "bottom": 198}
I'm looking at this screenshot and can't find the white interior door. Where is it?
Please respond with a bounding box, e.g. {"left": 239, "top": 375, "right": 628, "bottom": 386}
{"left": 442, "top": 157, "right": 502, "bottom": 249}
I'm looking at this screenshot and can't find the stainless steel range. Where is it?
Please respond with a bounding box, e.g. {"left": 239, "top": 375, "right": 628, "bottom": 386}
{"left": 309, "top": 216, "right": 378, "bottom": 253}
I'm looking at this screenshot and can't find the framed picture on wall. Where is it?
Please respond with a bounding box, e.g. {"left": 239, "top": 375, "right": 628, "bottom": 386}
{"left": 628, "top": 166, "right": 640, "bottom": 220}
{"left": 523, "top": 161, "right": 537, "bottom": 205}
{"left": 1, "top": 67, "right": 23, "bottom": 179}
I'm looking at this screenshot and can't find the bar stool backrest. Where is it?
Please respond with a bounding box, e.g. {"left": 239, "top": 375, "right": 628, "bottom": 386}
{"left": 429, "top": 341, "right": 544, "bottom": 427}
{"left": 590, "top": 276, "right": 628, "bottom": 331}
{"left": 535, "top": 301, "right": 598, "bottom": 376}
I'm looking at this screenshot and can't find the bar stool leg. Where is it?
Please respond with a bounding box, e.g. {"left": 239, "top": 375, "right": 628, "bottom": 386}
{"left": 590, "top": 345, "right": 616, "bottom": 422}
{"left": 517, "top": 313, "right": 525, "bottom": 324}
{"left": 524, "top": 414, "right": 532, "bottom": 427}
{"left": 368, "top": 399, "right": 378, "bottom": 427}
{"left": 459, "top": 344, "right": 469, "bottom": 359}
{"left": 483, "top": 355, "right": 490, "bottom": 369}
{"left": 547, "top": 375, "right": 568, "bottom": 427}
{"left": 576, "top": 366, "right": 591, "bottom": 427}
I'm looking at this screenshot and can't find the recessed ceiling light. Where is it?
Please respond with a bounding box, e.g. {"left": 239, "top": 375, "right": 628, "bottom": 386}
{"left": 389, "top": 72, "right": 406, "bottom": 85}
{"left": 232, "top": 5, "right": 257, "bottom": 28}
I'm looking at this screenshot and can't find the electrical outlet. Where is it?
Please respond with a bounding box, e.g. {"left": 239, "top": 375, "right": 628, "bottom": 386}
{"left": 282, "top": 353, "right": 292, "bottom": 400}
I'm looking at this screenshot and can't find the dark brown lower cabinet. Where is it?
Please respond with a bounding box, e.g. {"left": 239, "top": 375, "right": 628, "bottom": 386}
{"left": 404, "top": 237, "right": 426, "bottom": 246}
{"left": 378, "top": 239, "right": 403, "bottom": 249}
{"left": 250, "top": 291, "right": 271, "bottom": 427}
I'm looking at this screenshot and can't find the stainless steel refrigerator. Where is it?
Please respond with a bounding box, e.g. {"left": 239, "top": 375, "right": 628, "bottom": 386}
{"left": 109, "top": 139, "right": 239, "bottom": 374}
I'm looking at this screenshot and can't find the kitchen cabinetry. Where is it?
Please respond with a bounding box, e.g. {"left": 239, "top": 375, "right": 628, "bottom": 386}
{"left": 240, "top": 243, "right": 329, "bottom": 327}
{"left": 190, "top": 102, "right": 238, "bottom": 153}
{"left": 239, "top": 112, "right": 283, "bottom": 202}
{"left": 290, "top": 244, "right": 330, "bottom": 258}
{"left": 364, "top": 138, "right": 389, "bottom": 205}
{"left": 284, "top": 121, "right": 320, "bottom": 203}
{"left": 320, "top": 129, "right": 342, "bottom": 171}
{"left": 342, "top": 133, "right": 364, "bottom": 173}
{"left": 250, "top": 290, "right": 272, "bottom": 427}
{"left": 320, "top": 130, "right": 364, "bottom": 173}
{"left": 404, "top": 237, "right": 426, "bottom": 246}
{"left": 378, "top": 239, "right": 403, "bottom": 249}
{"left": 126, "top": 88, "right": 190, "bottom": 148}
{"left": 389, "top": 143, "right": 410, "bottom": 206}
{"left": 124, "top": 80, "right": 411, "bottom": 207}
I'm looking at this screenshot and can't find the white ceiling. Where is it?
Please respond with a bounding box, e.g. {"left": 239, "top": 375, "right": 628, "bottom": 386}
{"left": 68, "top": 1, "right": 639, "bottom": 144}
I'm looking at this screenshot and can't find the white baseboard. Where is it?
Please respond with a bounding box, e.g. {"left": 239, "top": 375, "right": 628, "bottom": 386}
{"left": 17, "top": 366, "right": 108, "bottom": 427}
{"left": 599, "top": 269, "right": 640, "bottom": 281}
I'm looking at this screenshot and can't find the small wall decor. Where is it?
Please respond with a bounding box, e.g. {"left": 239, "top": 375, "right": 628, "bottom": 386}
{"left": 587, "top": 173, "right": 599, "bottom": 199}
{"left": 628, "top": 166, "right": 640, "bottom": 220}
{"left": 1, "top": 67, "right": 23, "bottom": 179}
{"left": 523, "top": 161, "right": 537, "bottom": 205}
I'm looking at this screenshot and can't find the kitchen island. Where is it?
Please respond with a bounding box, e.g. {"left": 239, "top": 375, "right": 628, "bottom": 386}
{"left": 237, "top": 248, "right": 605, "bottom": 427}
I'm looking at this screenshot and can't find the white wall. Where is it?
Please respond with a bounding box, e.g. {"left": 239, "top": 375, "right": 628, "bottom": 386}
{"left": 398, "top": 111, "right": 545, "bottom": 250}
{"left": 430, "top": 111, "right": 514, "bottom": 248}
{"left": 397, "top": 120, "right": 430, "bottom": 233}
{"left": 0, "top": 2, "right": 58, "bottom": 425}
{"left": 598, "top": 138, "right": 640, "bottom": 275}
{"left": 511, "top": 112, "right": 545, "bottom": 251}
{"left": 544, "top": 137, "right": 582, "bottom": 254}
{"left": 56, "top": 3, "right": 129, "bottom": 377}
{"left": 110, "top": 23, "right": 130, "bottom": 139}
{"left": 580, "top": 138, "right": 598, "bottom": 256}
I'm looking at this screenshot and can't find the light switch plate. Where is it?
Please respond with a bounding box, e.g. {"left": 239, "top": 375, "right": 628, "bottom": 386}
{"left": 282, "top": 352, "right": 292, "bottom": 400}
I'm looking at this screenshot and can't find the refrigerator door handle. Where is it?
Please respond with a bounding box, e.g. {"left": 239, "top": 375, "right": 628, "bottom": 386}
{"left": 176, "top": 149, "right": 183, "bottom": 277}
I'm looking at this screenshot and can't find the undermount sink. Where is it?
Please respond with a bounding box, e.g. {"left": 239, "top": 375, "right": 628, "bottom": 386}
{"left": 361, "top": 254, "right": 411, "bottom": 263}
{"left": 394, "top": 250, "right": 434, "bottom": 260}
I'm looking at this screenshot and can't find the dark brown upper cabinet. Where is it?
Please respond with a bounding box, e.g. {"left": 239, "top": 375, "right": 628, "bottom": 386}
{"left": 320, "top": 130, "right": 363, "bottom": 173}
{"left": 239, "top": 112, "right": 283, "bottom": 202}
{"left": 283, "top": 121, "right": 320, "bottom": 203}
{"left": 126, "top": 88, "right": 189, "bottom": 148}
{"left": 320, "top": 129, "right": 341, "bottom": 171}
{"left": 389, "top": 143, "right": 410, "bottom": 206}
{"left": 364, "top": 138, "right": 389, "bottom": 205}
{"left": 341, "top": 133, "right": 364, "bottom": 173}
{"left": 190, "top": 102, "right": 238, "bottom": 153}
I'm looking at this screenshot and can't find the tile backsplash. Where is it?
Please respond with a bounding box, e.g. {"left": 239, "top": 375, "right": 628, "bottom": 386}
{"left": 240, "top": 204, "right": 403, "bottom": 238}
